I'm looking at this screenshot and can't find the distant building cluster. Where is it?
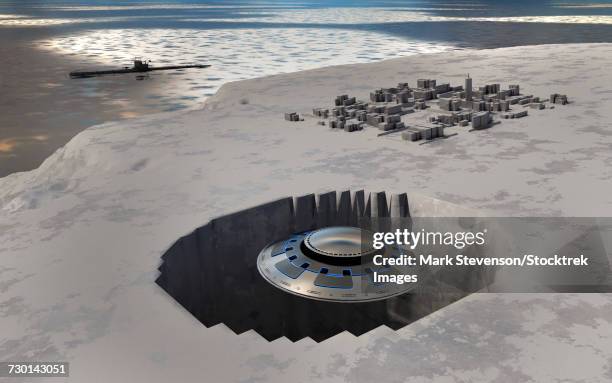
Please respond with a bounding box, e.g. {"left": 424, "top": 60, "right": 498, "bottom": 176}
{"left": 284, "top": 76, "right": 569, "bottom": 142}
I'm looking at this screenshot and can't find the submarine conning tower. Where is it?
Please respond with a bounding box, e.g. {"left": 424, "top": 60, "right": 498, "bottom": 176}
{"left": 133, "top": 58, "right": 150, "bottom": 72}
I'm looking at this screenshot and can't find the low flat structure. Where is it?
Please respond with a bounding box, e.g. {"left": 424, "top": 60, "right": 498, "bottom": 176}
{"left": 284, "top": 112, "right": 301, "bottom": 122}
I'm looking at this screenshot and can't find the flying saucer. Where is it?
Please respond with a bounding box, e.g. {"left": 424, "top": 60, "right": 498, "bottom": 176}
{"left": 257, "top": 226, "right": 415, "bottom": 302}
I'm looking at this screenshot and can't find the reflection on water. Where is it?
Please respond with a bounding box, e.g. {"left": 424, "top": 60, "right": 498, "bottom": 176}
{"left": 0, "top": 135, "right": 48, "bottom": 154}
{"left": 0, "top": 139, "right": 17, "bottom": 153}
{"left": 38, "top": 28, "right": 461, "bottom": 113}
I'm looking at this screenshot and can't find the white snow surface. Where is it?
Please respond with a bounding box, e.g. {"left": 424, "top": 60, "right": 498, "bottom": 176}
{"left": 1, "top": 44, "right": 612, "bottom": 382}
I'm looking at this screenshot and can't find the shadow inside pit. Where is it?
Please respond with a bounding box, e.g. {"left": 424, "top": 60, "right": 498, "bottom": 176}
{"left": 155, "top": 190, "right": 491, "bottom": 342}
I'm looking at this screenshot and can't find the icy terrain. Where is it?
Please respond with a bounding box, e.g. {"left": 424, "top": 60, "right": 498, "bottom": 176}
{"left": 1, "top": 44, "right": 612, "bottom": 382}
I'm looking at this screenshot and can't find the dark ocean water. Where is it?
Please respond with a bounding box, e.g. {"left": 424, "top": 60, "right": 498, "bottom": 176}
{"left": 3, "top": 0, "right": 612, "bottom": 48}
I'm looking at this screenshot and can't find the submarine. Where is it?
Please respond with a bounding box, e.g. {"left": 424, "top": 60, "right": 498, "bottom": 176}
{"left": 69, "top": 58, "right": 210, "bottom": 78}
